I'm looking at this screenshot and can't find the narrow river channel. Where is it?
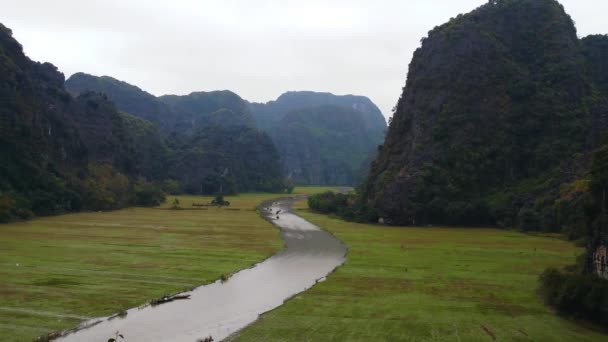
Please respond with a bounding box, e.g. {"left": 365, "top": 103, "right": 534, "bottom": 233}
{"left": 57, "top": 198, "right": 347, "bottom": 342}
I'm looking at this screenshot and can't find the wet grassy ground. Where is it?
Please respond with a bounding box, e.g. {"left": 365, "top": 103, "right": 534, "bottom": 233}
{"left": 0, "top": 188, "right": 332, "bottom": 341}
{"left": 231, "top": 204, "right": 607, "bottom": 341}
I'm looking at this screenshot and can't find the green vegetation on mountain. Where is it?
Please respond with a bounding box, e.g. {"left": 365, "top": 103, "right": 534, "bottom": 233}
{"left": 249, "top": 91, "right": 386, "bottom": 185}
{"left": 119, "top": 112, "right": 170, "bottom": 181}
{"left": 65, "top": 73, "right": 289, "bottom": 196}
{"left": 0, "top": 24, "right": 168, "bottom": 221}
{"left": 65, "top": 72, "right": 173, "bottom": 129}
{"left": 582, "top": 35, "right": 608, "bottom": 96}
{"left": 361, "top": 0, "right": 607, "bottom": 229}
{"left": 538, "top": 145, "right": 608, "bottom": 325}
{"left": 1, "top": 22, "right": 291, "bottom": 222}
{"left": 166, "top": 124, "right": 286, "bottom": 194}
{"left": 161, "top": 90, "right": 256, "bottom": 134}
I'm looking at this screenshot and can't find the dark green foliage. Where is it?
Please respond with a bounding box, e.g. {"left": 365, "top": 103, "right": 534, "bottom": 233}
{"left": 586, "top": 145, "right": 608, "bottom": 270}
{"left": 120, "top": 112, "right": 170, "bottom": 180}
{"left": 0, "top": 23, "right": 174, "bottom": 220}
{"left": 308, "top": 192, "right": 350, "bottom": 214}
{"left": 271, "top": 105, "right": 383, "bottom": 186}
{"left": 161, "top": 179, "right": 181, "bottom": 195}
{"left": 249, "top": 92, "right": 387, "bottom": 186}
{"left": 308, "top": 191, "right": 378, "bottom": 223}
{"left": 160, "top": 91, "right": 256, "bottom": 134}
{"left": 171, "top": 197, "right": 181, "bottom": 210}
{"left": 361, "top": 0, "right": 608, "bottom": 230}
{"left": 537, "top": 142, "right": 608, "bottom": 325}
{"left": 166, "top": 124, "right": 288, "bottom": 195}
{"left": 210, "top": 194, "right": 230, "bottom": 207}
{"left": 66, "top": 72, "right": 173, "bottom": 129}
{"left": 582, "top": 35, "right": 608, "bottom": 96}
{"left": 65, "top": 73, "right": 289, "bottom": 195}
{"left": 518, "top": 208, "right": 541, "bottom": 232}
{"left": 134, "top": 179, "right": 166, "bottom": 207}
{"left": 538, "top": 268, "right": 608, "bottom": 324}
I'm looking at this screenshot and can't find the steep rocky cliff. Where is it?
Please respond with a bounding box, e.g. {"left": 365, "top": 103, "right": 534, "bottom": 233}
{"left": 250, "top": 91, "right": 387, "bottom": 185}
{"left": 362, "top": 0, "right": 608, "bottom": 227}
{"left": 0, "top": 24, "right": 154, "bottom": 218}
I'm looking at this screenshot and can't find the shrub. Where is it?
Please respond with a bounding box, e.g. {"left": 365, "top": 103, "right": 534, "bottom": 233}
{"left": 308, "top": 192, "right": 349, "bottom": 214}
{"left": 210, "top": 194, "right": 230, "bottom": 207}
{"left": 307, "top": 191, "right": 377, "bottom": 223}
{"left": 161, "top": 179, "right": 181, "bottom": 195}
{"left": 134, "top": 181, "right": 166, "bottom": 207}
{"left": 0, "top": 194, "right": 15, "bottom": 223}
{"left": 539, "top": 267, "right": 608, "bottom": 324}
{"left": 518, "top": 208, "right": 541, "bottom": 231}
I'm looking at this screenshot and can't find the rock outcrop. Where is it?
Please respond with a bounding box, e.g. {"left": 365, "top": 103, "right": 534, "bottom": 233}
{"left": 362, "top": 0, "right": 608, "bottom": 227}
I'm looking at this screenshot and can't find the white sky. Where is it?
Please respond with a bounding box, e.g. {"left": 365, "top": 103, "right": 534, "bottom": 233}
{"left": 1, "top": 0, "right": 606, "bottom": 119}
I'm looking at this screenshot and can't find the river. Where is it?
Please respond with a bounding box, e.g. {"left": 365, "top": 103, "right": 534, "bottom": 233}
{"left": 56, "top": 197, "right": 347, "bottom": 342}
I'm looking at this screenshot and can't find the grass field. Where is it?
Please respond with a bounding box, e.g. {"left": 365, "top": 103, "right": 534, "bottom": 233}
{"left": 231, "top": 206, "right": 607, "bottom": 341}
{"left": 0, "top": 188, "right": 332, "bottom": 341}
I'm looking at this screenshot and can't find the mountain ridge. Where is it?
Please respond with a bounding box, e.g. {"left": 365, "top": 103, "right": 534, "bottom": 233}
{"left": 249, "top": 91, "right": 387, "bottom": 185}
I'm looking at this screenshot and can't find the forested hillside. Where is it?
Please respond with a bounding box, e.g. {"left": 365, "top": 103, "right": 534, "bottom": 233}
{"left": 0, "top": 23, "right": 168, "bottom": 221}
{"left": 65, "top": 73, "right": 173, "bottom": 129}
{"left": 0, "top": 23, "right": 289, "bottom": 222}
{"left": 65, "top": 73, "right": 288, "bottom": 195}
{"left": 67, "top": 77, "right": 387, "bottom": 188}
{"left": 249, "top": 91, "right": 387, "bottom": 185}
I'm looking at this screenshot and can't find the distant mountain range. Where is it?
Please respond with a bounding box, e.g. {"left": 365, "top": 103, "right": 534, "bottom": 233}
{"left": 0, "top": 24, "right": 296, "bottom": 221}
{"left": 66, "top": 74, "right": 387, "bottom": 186}
{"left": 249, "top": 91, "right": 386, "bottom": 185}
{"left": 65, "top": 73, "right": 287, "bottom": 196}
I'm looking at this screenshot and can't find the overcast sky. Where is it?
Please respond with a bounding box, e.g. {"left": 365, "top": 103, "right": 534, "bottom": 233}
{"left": 1, "top": 0, "right": 606, "bottom": 119}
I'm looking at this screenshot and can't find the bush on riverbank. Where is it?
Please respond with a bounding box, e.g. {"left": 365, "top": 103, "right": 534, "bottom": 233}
{"left": 307, "top": 191, "right": 377, "bottom": 223}
{"left": 539, "top": 267, "right": 608, "bottom": 324}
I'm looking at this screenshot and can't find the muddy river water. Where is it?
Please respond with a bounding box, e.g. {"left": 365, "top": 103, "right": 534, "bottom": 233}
{"left": 57, "top": 198, "right": 347, "bottom": 342}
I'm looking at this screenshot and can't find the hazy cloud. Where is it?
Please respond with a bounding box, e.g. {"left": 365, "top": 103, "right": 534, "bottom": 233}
{"left": 1, "top": 0, "right": 606, "bottom": 118}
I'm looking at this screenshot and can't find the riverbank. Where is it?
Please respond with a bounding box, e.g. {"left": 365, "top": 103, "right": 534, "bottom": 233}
{"left": 0, "top": 189, "right": 330, "bottom": 341}
{"left": 230, "top": 207, "right": 608, "bottom": 341}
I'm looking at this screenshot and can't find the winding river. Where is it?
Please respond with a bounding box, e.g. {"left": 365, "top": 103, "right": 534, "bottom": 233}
{"left": 57, "top": 197, "right": 347, "bottom": 342}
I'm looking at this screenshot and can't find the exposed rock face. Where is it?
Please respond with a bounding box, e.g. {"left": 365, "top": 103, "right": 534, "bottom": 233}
{"left": 361, "top": 0, "right": 608, "bottom": 226}
{"left": 250, "top": 91, "right": 387, "bottom": 185}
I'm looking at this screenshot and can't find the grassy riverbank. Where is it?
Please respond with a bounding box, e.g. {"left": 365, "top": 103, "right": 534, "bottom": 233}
{"left": 231, "top": 206, "right": 607, "bottom": 341}
{"left": 0, "top": 188, "right": 330, "bottom": 341}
